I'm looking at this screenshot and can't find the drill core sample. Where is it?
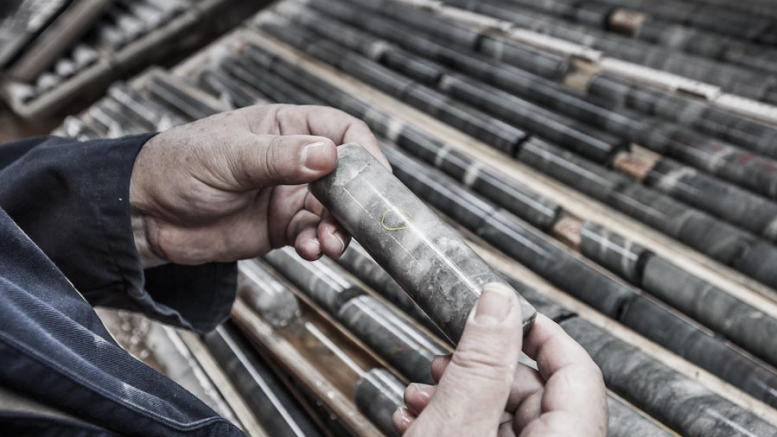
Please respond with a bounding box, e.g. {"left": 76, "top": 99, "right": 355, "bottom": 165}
{"left": 309, "top": 143, "right": 536, "bottom": 343}
{"left": 354, "top": 369, "right": 404, "bottom": 437}
{"left": 237, "top": 260, "right": 301, "bottom": 328}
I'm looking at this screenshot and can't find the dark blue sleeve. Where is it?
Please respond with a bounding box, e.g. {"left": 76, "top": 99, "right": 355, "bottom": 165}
{"left": 0, "top": 207, "right": 243, "bottom": 437}
{"left": 0, "top": 135, "right": 236, "bottom": 333}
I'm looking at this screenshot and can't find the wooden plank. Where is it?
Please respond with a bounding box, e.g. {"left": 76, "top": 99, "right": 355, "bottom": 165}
{"left": 232, "top": 299, "right": 385, "bottom": 437}
{"left": 178, "top": 331, "right": 270, "bottom": 437}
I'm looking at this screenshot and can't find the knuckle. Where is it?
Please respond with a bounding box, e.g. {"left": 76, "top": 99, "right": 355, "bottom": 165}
{"left": 449, "top": 346, "right": 515, "bottom": 384}
{"left": 262, "top": 137, "right": 285, "bottom": 181}
{"left": 424, "top": 399, "right": 457, "bottom": 423}
{"left": 587, "top": 363, "right": 605, "bottom": 385}
{"left": 306, "top": 104, "right": 329, "bottom": 112}
{"left": 321, "top": 105, "right": 347, "bottom": 117}
{"left": 354, "top": 117, "right": 369, "bottom": 128}
{"left": 353, "top": 118, "right": 371, "bottom": 133}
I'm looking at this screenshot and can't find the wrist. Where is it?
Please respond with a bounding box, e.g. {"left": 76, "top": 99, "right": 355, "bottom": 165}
{"left": 130, "top": 136, "right": 167, "bottom": 269}
{"left": 132, "top": 212, "right": 167, "bottom": 269}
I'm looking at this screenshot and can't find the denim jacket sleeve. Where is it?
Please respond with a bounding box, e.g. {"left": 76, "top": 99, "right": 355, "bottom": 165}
{"left": 0, "top": 135, "right": 237, "bottom": 333}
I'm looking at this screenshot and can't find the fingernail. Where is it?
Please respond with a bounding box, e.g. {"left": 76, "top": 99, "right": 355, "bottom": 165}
{"left": 307, "top": 238, "right": 323, "bottom": 259}
{"left": 407, "top": 383, "right": 432, "bottom": 402}
{"left": 395, "top": 407, "right": 413, "bottom": 426}
{"left": 329, "top": 229, "right": 346, "bottom": 254}
{"left": 431, "top": 355, "right": 449, "bottom": 369}
{"left": 302, "top": 141, "right": 333, "bottom": 171}
{"left": 474, "top": 283, "right": 513, "bottom": 325}
{"left": 406, "top": 383, "right": 419, "bottom": 399}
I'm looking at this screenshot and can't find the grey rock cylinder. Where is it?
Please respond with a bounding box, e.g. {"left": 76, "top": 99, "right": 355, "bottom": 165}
{"left": 354, "top": 369, "right": 405, "bottom": 437}
{"left": 338, "top": 295, "right": 446, "bottom": 384}
{"left": 203, "top": 324, "right": 322, "bottom": 437}
{"left": 310, "top": 144, "right": 536, "bottom": 343}
{"left": 579, "top": 221, "right": 651, "bottom": 285}
{"left": 607, "top": 396, "right": 672, "bottom": 437}
{"left": 338, "top": 241, "right": 444, "bottom": 337}
{"left": 562, "top": 317, "right": 777, "bottom": 437}
{"left": 264, "top": 247, "right": 363, "bottom": 316}
{"left": 237, "top": 260, "right": 300, "bottom": 328}
{"left": 642, "top": 256, "right": 777, "bottom": 368}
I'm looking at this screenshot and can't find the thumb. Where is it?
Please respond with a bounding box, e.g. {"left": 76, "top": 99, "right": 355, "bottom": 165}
{"left": 412, "top": 283, "right": 523, "bottom": 435}
{"left": 232, "top": 134, "right": 338, "bottom": 188}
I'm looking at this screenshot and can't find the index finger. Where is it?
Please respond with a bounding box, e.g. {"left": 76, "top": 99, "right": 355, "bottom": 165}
{"left": 523, "top": 315, "right": 607, "bottom": 420}
{"left": 275, "top": 105, "right": 391, "bottom": 170}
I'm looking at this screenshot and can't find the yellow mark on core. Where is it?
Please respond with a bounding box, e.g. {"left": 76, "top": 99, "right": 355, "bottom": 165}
{"left": 381, "top": 209, "right": 413, "bottom": 231}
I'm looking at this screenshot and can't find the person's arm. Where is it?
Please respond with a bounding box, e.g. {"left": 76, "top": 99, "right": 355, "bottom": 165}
{"left": 0, "top": 104, "right": 385, "bottom": 332}
{"left": 0, "top": 134, "right": 172, "bottom": 319}
{"left": 0, "top": 135, "right": 55, "bottom": 169}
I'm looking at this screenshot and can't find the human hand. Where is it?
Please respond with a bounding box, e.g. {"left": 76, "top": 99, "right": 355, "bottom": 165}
{"left": 393, "top": 283, "right": 608, "bottom": 437}
{"left": 129, "top": 104, "right": 388, "bottom": 268}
